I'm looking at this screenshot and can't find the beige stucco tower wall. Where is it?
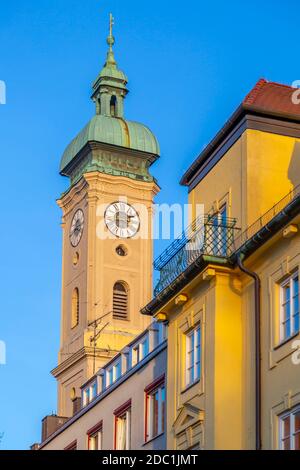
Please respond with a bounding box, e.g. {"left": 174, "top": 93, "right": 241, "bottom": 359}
{"left": 53, "top": 172, "right": 159, "bottom": 417}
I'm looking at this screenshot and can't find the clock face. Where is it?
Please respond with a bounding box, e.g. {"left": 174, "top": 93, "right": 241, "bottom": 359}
{"left": 105, "top": 202, "right": 140, "bottom": 239}
{"left": 70, "top": 209, "right": 84, "bottom": 247}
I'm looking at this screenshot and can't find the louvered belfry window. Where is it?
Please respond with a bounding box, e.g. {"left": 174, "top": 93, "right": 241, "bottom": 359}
{"left": 113, "top": 282, "right": 128, "bottom": 320}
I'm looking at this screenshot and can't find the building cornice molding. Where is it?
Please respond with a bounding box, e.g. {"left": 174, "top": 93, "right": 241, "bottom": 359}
{"left": 51, "top": 346, "right": 117, "bottom": 379}
{"left": 57, "top": 177, "right": 89, "bottom": 213}
{"left": 141, "top": 259, "right": 231, "bottom": 317}
{"left": 83, "top": 171, "right": 160, "bottom": 200}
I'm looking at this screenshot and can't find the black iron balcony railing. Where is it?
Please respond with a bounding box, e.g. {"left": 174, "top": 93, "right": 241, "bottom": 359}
{"left": 154, "top": 215, "right": 240, "bottom": 295}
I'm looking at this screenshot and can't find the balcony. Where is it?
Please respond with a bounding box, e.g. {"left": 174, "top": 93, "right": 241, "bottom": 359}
{"left": 154, "top": 215, "right": 240, "bottom": 295}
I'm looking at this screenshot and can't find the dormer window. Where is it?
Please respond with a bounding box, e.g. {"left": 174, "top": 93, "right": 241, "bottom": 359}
{"left": 82, "top": 381, "right": 97, "bottom": 407}
{"left": 132, "top": 334, "right": 150, "bottom": 367}
{"left": 106, "top": 359, "right": 122, "bottom": 387}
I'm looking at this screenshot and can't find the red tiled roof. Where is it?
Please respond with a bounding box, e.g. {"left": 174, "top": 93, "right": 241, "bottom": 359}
{"left": 181, "top": 79, "right": 300, "bottom": 186}
{"left": 243, "top": 78, "right": 300, "bottom": 117}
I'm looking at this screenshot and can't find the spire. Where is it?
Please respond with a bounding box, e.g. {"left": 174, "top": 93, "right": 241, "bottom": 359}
{"left": 91, "top": 14, "right": 128, "bottom": 118}
{"left": 105, "top": 13, "right": 116, "bottom": 66}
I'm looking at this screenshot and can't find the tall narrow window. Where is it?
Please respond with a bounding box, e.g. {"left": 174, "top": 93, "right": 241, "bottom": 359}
{"left": 110, "top": 95, "right": 117, "bottom": 117}
{"left": 186, "top": 326, "right": 201, "bottom": 386}
{"left": 106, "top": 359, "right": 122, "bottom": 387}
{"left": 131, "top": 334, "right": 150, "bottom": 367}
{"left": 114, "top": 401, "right": 131, "bottom": 450}
{"left": 113, "top": 282, "right": 128, "bottom": 320}
{"left": 145, "top": 376, "right": 165, "bottom": 442}
{"left": 280, "top": 272, "right": 299, "bottom": 342}
{"left": 71, "top": 288, "right": 79, "bottom": 328}
{"left": 87, "top": 422, "right": 103, "bottom": 451}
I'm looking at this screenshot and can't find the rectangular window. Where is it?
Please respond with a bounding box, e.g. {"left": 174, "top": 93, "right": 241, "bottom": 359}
{"left": 91, "top": 382, "right": 97, "bottom": 401}
{"left": 82, "top": 381, "right": 97, "bottom": 407}
{"left": 125, "top": 353, "right": 131, "bottom": 372}
{"left": 115, "top": 361, "right": 122, "bottom": 380}
{"left": 186, "top": 326, "right": 201, "bottom": 387}
{"left": 142, "top": 336, "right": 149, "bottom": 358}
{"left": 132, "top": 334, "right": 150, "bottom": 367}
{"left": 279, "top": 407, "right": 300, "bottom": 450}
{"left": 106, "top": 359, "right": 122, "bottom": 387}
{"left": 83, "top": 387, "right": 90, "bottom": 407}
{"left": 132, "top": 345, "right": 140, "bottom": 366}
{"left": 87, "top": 422, "right": 102, "bottom": 451}
{"left": 280, "top": 272, "right": 299, "bottom": 342}
{"left": 114, "top": 401, "right": 131, "bottom": 450}
{"left": 145, "top": 376, "right": 165, "bottom": 442}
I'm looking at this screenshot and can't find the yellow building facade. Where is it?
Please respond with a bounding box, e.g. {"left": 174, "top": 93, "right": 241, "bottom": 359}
{"left": 143, "top": 79, "right": 300, "bottom": 450}
{"left": 35, "top": 18, "right": 300, "bottom": 450}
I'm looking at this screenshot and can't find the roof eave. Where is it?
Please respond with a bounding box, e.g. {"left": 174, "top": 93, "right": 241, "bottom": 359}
{"left": 180, "top": 104, "right": 300, "bottom": 187}
{"left": 180, "top": 103, "right": 245, "bottom": 186}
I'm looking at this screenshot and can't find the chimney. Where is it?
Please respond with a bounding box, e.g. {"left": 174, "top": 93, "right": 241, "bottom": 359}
{"left": 72, "top": 397, "right": 81, "bottom": 416}
{"left": 42, "top": 415, "right": 69, "bottom": 442}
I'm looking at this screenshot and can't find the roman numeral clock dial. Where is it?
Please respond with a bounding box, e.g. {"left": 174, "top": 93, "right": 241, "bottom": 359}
{"left": 69, "top": 209, "right": 84, "bottom": 247}
{"left": 105, "top": 202, "right": 140, "bottom": 239}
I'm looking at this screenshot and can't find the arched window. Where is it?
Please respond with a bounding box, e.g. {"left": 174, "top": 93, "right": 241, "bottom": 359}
{"left": 110, "top": 95, "right": 117, "bottom": 117}
{"left": 113, "top": 282, "right": 128, "bottom": 320}
{"left": 71, "top": 288, "right": 79, "bottom": 328}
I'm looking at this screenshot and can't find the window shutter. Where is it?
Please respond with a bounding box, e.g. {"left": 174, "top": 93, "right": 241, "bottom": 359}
{"left": 113, "top": 283, "right": 128, "bottom": 320}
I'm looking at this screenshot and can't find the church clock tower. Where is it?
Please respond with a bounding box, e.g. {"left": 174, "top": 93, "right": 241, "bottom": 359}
{"left": 52, "top": 15, "right": 160, "bottom": 417}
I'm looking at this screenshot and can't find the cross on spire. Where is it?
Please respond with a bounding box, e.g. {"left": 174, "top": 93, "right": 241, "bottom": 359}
{"left": 91, "top": 13, "right": 128, "bottom": 117}
{"left": 107, "top": 13, "right": 115, "bottom": 52}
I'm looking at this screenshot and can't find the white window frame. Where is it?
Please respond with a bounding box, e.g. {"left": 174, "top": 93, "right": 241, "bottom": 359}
{"left": 132, "top": 344, "right": 140, "bottom": 366}
{"left": 146, "top": 384, "right": 165, "bottom": 442}
{"left": 82, "top": 380, "right": 98, "bottom": 407}
{"left": 106, "top": 359, "right": 122, "bottom": 387}
{"left": 185, "top": 326, "right": 201, "bottom": 387}
{"left": 115, "top": 409, "right": 131, "bottom": 450}
{"left": 280, "top": 272, "right": 299, "bottom": 342}
{"left": 131, "top": 333, "right": 149, "bottom": 367}
{"left": 83, "top": 387, "right": 90, "bottom": 407}
{"left": 90, "top": 381, "right": 97, "bottom": 401}
{"left": 121, "top": 351, "right": 130, "bottom": 374}
{"left": 96, "top": 373, "right": 104, "bottom": 395}
{"left": 279, "top": 406, "right": 300, "bottom": 450}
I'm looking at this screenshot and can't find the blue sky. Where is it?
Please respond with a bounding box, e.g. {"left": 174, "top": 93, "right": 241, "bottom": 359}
{"left": 0, "top": 0, "right": 298, "bottom": 450}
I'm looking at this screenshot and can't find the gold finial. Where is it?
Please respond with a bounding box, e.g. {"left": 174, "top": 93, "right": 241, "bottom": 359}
{"left": 107, "top": 13, "right": 115, "bottom": 51}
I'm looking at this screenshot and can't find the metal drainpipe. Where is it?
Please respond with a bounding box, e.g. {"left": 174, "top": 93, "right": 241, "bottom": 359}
{"left": 237, "top": 253, "right": 262, "bottom": 451}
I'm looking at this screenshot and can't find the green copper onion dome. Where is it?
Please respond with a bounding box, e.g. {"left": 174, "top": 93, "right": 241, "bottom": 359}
{"left": 60, "top": 14, "right": 160, "bottom": 177}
